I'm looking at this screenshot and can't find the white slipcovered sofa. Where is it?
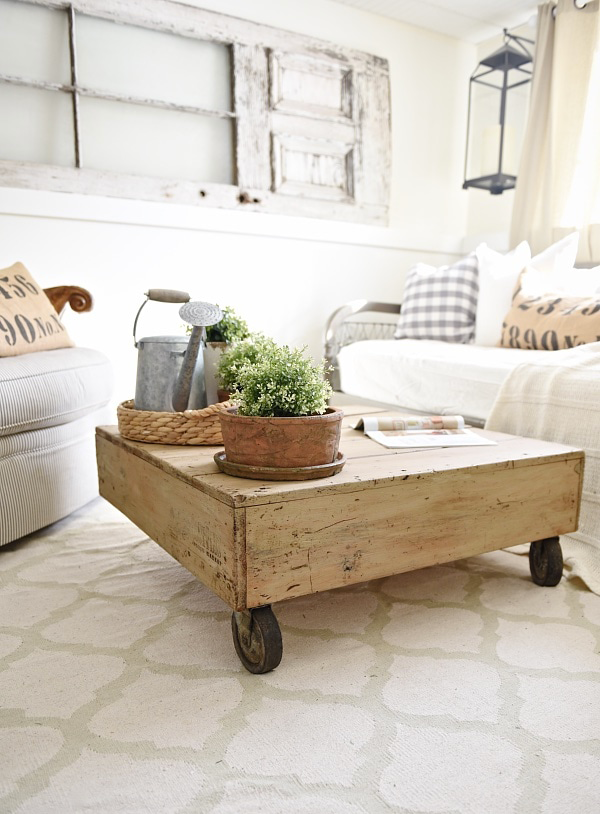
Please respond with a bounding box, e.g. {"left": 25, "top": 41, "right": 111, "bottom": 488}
{"left": 332, "top": 322, "right": 550, "bottom": 426}
{"left": 0, "top": 286, "right": 112, "bottom": 546}
{"left": 325, "top": 232, "right": 600, "bottom": 593}
{"left": 326, "top": 233, "right": 599, "bottom": 425}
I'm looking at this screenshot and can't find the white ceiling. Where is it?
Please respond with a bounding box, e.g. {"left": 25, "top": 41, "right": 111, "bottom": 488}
{"left": 330, "top": 0, "right": 539, "bottom": 43}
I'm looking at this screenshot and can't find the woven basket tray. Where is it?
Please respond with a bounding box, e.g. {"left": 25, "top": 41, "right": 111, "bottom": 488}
{"left": 117, "top": 399, "right": 233, "bottom": 445}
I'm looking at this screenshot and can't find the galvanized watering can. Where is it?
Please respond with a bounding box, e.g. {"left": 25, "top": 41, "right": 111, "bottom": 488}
{"left": 133, "top": 289, "right": 222, "bottom": 413}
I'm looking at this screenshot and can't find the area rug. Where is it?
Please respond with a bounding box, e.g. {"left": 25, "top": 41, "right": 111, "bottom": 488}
{"left": 1, "top": 498, "right": 599, "bottom": 814}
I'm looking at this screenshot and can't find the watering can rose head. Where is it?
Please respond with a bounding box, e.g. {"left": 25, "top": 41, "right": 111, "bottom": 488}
{"left": 232, "top": 343, "right": 333, "bottom": 418}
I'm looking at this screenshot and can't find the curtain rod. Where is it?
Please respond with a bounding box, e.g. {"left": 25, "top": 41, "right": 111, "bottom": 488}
{"left": 509, "top": 0, "right": 588, "bottom": 36}
{"left": 544, "top": 1, "right": 589, "bottom": 23}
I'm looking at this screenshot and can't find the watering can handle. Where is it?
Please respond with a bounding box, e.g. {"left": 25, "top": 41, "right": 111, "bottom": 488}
{"left": 133, "top": 289, "right": 191, "bottom": 347}
{"left": 146, "top": 289, "right": 190, "bottom": 303}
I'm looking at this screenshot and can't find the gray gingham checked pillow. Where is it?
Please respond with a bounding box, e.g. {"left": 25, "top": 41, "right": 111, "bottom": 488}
{"left": 394, "top": 253, "right": 479, "bottom": 343}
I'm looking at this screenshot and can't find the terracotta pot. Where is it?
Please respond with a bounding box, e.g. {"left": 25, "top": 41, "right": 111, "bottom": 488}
{"left": 217, "top": 388, "right": 231, "bottom": 403}
{"left": 219, "top": 407, "right": 343, "bottom": 468}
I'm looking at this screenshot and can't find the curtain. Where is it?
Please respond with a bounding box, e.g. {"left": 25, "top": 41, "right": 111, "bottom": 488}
{"left": 511, "top": 0, "right": 600, "bottom": 263}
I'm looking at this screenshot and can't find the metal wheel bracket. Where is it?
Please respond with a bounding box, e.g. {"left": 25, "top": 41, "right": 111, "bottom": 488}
{"left": 231, "top": 605, "right": 283, "bottom": 674}
{"left": 233, "top": 610, "right": 258, "bottom": 656}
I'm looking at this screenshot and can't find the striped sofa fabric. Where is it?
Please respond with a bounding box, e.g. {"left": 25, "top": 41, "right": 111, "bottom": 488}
{"left": 0, "top": 346, "right": 112, "bottom": 546}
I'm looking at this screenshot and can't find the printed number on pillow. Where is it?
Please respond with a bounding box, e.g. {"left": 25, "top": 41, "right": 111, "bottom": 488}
{"left": 500, "top": 288, "right": 600, "bottom": 350}
{"left": 395, "top": 253, "right": 479, "bottom": 344}
{"left": 0, "top": 262, "right": 74, "bottom": 357}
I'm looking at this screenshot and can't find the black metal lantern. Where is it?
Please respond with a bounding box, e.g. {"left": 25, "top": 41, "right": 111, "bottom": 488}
{"left": 463, "top": 30, "right": 533, "bottom": 195}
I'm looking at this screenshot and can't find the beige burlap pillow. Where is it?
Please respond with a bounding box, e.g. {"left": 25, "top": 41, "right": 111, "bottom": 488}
{"left": 499, "top": 286, "right": 600, "bottom": 350}
{"left": 0, "top": 262, "right": 74, "bottom": 357}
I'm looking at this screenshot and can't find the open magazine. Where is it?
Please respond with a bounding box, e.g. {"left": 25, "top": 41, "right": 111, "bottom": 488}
{"left": 351, "top": 414, "right": 497, "bottom": 448}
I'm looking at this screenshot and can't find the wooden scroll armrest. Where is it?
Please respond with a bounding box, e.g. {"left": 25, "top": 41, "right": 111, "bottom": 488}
{"left": 44, "top": 286, "right": 93, "bottom": 316}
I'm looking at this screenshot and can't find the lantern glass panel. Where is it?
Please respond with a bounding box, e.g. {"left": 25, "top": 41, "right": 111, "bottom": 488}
{"left": 464, "top": 43, "right": 532, "bottom": 193}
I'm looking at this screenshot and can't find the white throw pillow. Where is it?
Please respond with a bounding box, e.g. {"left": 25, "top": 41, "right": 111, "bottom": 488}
{"left": 570, "top": 266, "right": 600, "bottom": 296}
{"left": 520, "top": 264, "right": 600, "bottom": 297}
{"left": 474, "top": 241, "right": 531, "bottom": 346}
{"left": 529, "top": 231, "right": 580, "bottom": 275}
{"left": 395, "top": 253, "right": 479, "bottom": 344}
{"left": 521, "top": 233, "right": 598, "bottom": 299}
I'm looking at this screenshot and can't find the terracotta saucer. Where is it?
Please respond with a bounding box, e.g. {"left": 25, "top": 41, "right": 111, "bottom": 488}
{"left": 213, "top": 450, "right": 346, "bottom": 481}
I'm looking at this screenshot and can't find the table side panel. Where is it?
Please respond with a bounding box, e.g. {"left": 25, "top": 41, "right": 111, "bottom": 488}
{"left": 96, "top": 435, "right": 245, "bottom": 610}
{"left": 245, "top": 456, "right": 583, "bottom": 606}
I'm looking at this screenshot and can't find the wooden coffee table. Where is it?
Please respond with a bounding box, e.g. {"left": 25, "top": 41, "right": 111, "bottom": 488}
{"left": 96, "top": 405, "right": 584, "bottom": 673}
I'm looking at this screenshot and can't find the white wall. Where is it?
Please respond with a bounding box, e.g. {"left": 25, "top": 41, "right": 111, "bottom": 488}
{"left": 0, "top": 0, "right": 477, "bottom": 410}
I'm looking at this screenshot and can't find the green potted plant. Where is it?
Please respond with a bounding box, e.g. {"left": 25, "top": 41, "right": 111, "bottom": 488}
{"left": 216, "top": 333, "right": 277, "bottom": 399}
{"left": 201, "top": 306, "right": 251, "bottom": 404}
{"left": 218, "top": 343, "right": 343, "bottom": 470}
{"left": 205, "top": 306, "right": 250, "bottom": 344}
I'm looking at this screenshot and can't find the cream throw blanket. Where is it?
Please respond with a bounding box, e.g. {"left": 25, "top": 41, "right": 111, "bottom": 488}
{"left": 486, "top": 341, "right": 600, "bottom": 594}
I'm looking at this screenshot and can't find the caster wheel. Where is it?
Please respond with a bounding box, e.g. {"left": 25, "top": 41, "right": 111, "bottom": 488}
{"left": 232, "top": 605, "right": 283, "bottom": 674}
{"left": 529, "top": 537, "right": 563, "bottom": 586}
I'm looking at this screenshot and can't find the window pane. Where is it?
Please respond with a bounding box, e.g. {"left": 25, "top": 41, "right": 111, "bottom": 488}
{"left": 0, "top": 84, "right": 74, "bottom": 166}
{"left": 0, "top": 0, "right": 70, "bottom": 84}
{"left": 76, "top": 14, "right": 232, "bottom": 112}
{"left": 79, "top": 97, "right": 234, "bottom": 184}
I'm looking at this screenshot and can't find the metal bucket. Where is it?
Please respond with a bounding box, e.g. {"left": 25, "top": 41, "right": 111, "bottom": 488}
{"left": 134, "top": 335, "right": 207, "bottom": 412}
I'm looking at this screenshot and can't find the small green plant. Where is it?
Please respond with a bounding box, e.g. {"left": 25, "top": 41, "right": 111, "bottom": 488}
{"left": 205, "top": 306, "right": 250, "bottom": 344}
{"left": 217, "top": 333, "right": 277, "bottom": 392}
{"left": 233, "top": 343, "right": 333, "bottom": 417}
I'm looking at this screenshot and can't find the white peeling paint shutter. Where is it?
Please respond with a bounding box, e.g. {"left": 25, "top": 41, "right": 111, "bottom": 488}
{"left": 234, "top": 40, "right": 391, "bottom": 224}
{"left": 0, "top": 0, "right": 391, "bottom": 225}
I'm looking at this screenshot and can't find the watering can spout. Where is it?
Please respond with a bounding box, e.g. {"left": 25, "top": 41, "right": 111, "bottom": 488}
{"left": 172, "top": 301, "right": 222, "bottom": 412}
{"left": 171, "top": 329, "right": 203, "bottom": 413}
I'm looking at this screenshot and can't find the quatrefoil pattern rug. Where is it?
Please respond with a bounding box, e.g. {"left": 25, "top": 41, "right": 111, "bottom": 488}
{"left": 1, "top": 499, "right": 599, "bottom": 813}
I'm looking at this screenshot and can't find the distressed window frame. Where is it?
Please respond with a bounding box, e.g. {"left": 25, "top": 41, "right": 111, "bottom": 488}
{"left": 0, "top": 0, "right": 391, "bottom": 225}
